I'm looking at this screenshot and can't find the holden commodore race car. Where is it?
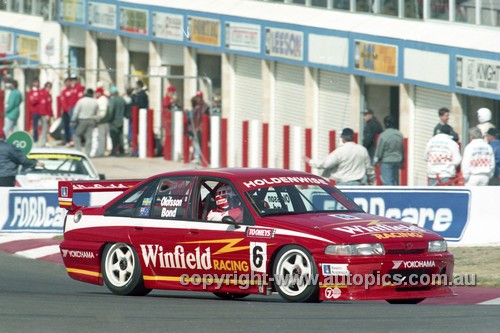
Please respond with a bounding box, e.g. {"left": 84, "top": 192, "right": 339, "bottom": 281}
{"left": 58, "top": 168, "right": 454, "bottom": 303}
{"left": 16, "top": 148, "right": 102, "bottom": 188}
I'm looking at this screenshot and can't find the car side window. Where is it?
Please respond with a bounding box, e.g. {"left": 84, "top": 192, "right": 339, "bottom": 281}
{"left": 106, "top": 182, "right": 155, "bottom": 217}
{"left": 151, "top": 178, "right": 192, "bottom": 220}
{"left": 196, "top": 178, "right": 253, "bottom": 225}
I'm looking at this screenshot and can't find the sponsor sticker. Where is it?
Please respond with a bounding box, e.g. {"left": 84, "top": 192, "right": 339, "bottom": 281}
{"left": 322, "top": 263, "right": 350, "bottom": 276}
{"left": 142, "top": 197, "right": 152, "bottom": 206}
{"left": 242, "top": 176, "right": 328, "bottom": 189}
{"left": 329, "top": 214, "right": 361, "bottom": 220}
{"left": 324, "top": 287, "right": 342, "bottom": 299}
{"left": 140, "top": 244, "right": 212, "bottom": 270}
{"left": 392, "top": 260, "right": 436, "bottom": 269}
{"left": 62, "top": 249, "right": 96, "bottom": 259}
{"left": 139, "top": 207, "right": 150, "bottom": 217}
{"left": 246, "top": 227, "right": 276, "bottom": 239}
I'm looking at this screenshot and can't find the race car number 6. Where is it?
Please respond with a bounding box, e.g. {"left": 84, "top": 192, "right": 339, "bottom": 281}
{"left": 250, "top": 242, "right": 267, "bottom": 273}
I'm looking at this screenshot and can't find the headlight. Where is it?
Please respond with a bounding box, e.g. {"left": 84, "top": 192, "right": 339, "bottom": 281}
{"left": 325, "top": 243, "right": 385, "bottom": 256}
{"left": 428, "top": 240, "right": 447, "bottom": 252}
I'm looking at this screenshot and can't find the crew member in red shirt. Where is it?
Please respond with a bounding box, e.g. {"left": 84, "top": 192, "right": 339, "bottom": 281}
{"left": 59, "top": 78, "right": 73, "bottom": 145}
{"left": 27, "top": 79, "right": 43, "bottom": 144}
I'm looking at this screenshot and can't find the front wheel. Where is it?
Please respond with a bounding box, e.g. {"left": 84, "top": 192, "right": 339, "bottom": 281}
{"left": 213, "top": 292, "right": 249, "bottom": 300}
{"left": 386, "top": 298, "right": 425, "bottom": 304}
{"left": 272, "top": 245, "right": 319, "bottom": 302}
{"left": 102, "top": 243, "right": 151, "bottom": 296}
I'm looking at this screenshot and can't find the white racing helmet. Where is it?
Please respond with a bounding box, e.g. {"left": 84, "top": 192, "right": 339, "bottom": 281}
{"left": 215, "top": 185, "right": 238, "bottom": 210}
{"left": 477, "top": 107, "right": 492, "bottom": 123}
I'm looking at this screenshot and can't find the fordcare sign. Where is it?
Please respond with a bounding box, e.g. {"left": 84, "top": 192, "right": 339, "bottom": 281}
{"left": 313, "top": 188, "right": 471, "bottom": 242}
{"left": 0, "top": 189, "right": 90, "bottom": 233}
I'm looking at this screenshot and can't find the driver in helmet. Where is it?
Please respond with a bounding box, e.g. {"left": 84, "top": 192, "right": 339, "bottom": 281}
{"left": 207, "top": 185, "right": 243, "bottom": 222}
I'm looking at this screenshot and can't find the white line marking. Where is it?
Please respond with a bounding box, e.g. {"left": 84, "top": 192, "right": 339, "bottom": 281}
{"left": 0, "top": 234, "right": 60, "bottom": 245}
{"left": 479, "top": 297, "right": 500, "bottom": 305}
{"left": 15, "top": 245, "right": 61, "bottom": 259}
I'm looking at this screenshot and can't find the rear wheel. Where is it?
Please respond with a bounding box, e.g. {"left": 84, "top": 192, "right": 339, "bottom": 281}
{"left": 386, "top": 298, "right": 425, "bottom": 304}
{"left": 102, "top": 243, "right": 151, "bottom": 296}
{"left": 213, "top": 292, "right": 249, "bottom": 300}
{"left": 272, "top": 245, "right": 319, "bottom": 302}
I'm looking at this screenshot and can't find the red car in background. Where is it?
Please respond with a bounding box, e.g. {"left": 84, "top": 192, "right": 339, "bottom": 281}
{"left": 58, "top": 168, "right": 454, "bottom": 303}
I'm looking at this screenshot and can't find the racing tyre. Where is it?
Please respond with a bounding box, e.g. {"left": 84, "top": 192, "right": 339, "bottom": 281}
{"left": 272, "top": 245, "right": 319, "bottom": 303}
{"left": 386, "top": 298, "right": 425, "bottom": 304}
{"left": 102, "top": 243, "right": 151, "bottom": 296}
{"left": 213, "top": 292, "right": 249, "bottom": 300}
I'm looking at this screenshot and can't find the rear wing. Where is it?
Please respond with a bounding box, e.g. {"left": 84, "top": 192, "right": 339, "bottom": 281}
{"left": 58, "top": 180, "right": 142, "bottom": 210}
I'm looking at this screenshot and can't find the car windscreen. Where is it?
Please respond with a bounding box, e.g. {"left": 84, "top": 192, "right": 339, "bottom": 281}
{"left": 20, "top": 153, "right": 96, "bottom": 177}
{"left": 244, "top": 184, "right": 363, "bottom": 217}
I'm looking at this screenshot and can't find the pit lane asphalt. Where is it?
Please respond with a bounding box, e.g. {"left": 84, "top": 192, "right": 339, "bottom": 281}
{"left": 1, "top": 252, "right": 499, "bottom": 333}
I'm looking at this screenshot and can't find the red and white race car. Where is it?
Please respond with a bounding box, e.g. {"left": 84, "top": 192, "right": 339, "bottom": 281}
{"left": 58, "top": 168, "right": 454, "bottom": 303}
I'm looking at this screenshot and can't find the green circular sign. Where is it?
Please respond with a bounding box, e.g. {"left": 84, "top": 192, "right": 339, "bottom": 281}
{"left": 7, "top": 131, "right": 33, "bottom": 154}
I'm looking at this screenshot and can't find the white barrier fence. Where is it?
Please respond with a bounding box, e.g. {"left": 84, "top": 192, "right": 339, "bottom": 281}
{"left": 0, "top": 186, "right": 498, "bottom": 246}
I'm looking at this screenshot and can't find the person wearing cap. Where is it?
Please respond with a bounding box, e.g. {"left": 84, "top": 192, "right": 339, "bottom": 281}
{"left": 132, "top": 80, "right": 149, "bottom": 110}
{"left": 424, "top": 124, "right": 462, "bottom": 186}
{"left": 362, "top": 109, "right": 383, "bottom": 160}
{"left": 476, "top": 107, "right": 495, "bottom": 138}
{"left": 306, "top": 128, "right": 375, "bottom": 185}
{"left": 93, "top": 86, "right": 110, "bottom": 157}
{"left": 433, "top": 107, "right": 459, "bottom": 142}
{"left": 162, "top": 85, "right": 177, "bottom": 113}
{"left": 486, "top": 128, "right": 500, "bottom": 185}
{"left": 72, "top": 88, "right": 98, "bottom": 156}
{"left": 108, "top": 86, "right": 126, "bottom": 156}
{"left": 461, "top": 127, "right": 495, "bottom": 186}
{"left": 0, "top": 129, "right": 43, "bottom": 186}
{"left": 195, "top": 90, "right": 210, "bottom": 116}
{"left": 373, "top": 115, "right": 404, "bottom": 186}
{"left": 3, "top": 80, "right": 23, "bottom": 136}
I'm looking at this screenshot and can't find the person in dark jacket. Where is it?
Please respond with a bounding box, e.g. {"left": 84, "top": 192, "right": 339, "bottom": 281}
{"left": 132, "top": 80, "right": 149, "bottom": 109}
{"left": 434, "top": 107, "right": 459, "bottom": 142}
{"left": 108, "top": 86, "right": 126, "bottom": 156}
{"left": 362, "top": 109, "right": 383, "bottom": 160}
{"left": 373, "top": 115, "right": 404, "bottom": 186}
{"left": 0, "top": 129, "right": 43, "bottom": 186}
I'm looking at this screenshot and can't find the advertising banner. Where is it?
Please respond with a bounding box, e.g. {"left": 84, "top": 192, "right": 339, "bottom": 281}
{"left": 265, "top": 27, "right": 303, "bottom": 61}
{"left": 60, "top": 0, "right": 85, "bottom": 24}
{"left": 152, "top": 12, "right": 184, "bottom": 41}
{"left": 17, "top": 35, "right": 40, "bottom": 61}
{"left": 354, "top": 40, "right": 398, "bottom": 76}
{"left": 456, "top": 55, "right": 500, "bottom": 95}
{"left": 225, "top": 22, "right": 261, "bottom": 53}
{"left": 88, "top": 1, "right": 117, "bottom": 30}
{"left": 313, "top": 188, "right": 470, "bottom": 242}
{"left": 0, "top": 31, "right": 14, "bottom": 55}
{"left": 120, "top": 7, "right": 148, "bottom": 35}
{"left": 188, "top": 16, "right": 220, "bottom": 47}
{"left": 0, "top": 190, "right": 90, "bottom": 233}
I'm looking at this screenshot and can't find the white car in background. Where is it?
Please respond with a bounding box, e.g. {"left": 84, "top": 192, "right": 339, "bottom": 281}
{"left": 16, "top": 148, "right": 103, "bottom": 188}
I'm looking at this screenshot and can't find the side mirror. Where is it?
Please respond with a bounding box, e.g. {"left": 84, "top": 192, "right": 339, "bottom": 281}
{"left": 99, "top": 173, "right": 106, "bottom": 180}
{"left": 222, "top": 216, "right": 241, "bottom": 229}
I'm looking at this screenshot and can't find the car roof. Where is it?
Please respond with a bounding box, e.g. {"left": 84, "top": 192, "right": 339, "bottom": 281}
{"left": 28, "top": 147, "right": 90, "bottom": 158}
{"left": 152, "top": 168, "right": 319, "bottom": 180}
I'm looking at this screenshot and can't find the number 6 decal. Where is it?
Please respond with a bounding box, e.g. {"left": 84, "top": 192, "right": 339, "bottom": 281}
{"left": 250, "top": 242, "right": 267, "bottom": 273}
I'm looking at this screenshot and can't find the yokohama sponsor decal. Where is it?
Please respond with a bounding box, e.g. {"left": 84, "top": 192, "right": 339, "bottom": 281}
{"left": 242, "top": 176, "right": 328, "bottom": 189}
{"left": 62, "top": 249, "right": 96, "bottom": 259}
{"left": 392, "top": 260, "right": 436, "bottom": 269}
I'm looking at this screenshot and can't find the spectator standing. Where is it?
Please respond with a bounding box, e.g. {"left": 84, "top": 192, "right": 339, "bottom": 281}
{"left": 461, "top": 127, "right": 495, "bottom": 186}
{"left": 0, "top": 129, "right": 42, "bottom": 186}
{"left": 306, "top": 128, "right": 375, "bottom": 185}
{"left": 424, "top": 124, "right": 462, "bottom": 185}
{"left": 108, "top": 86, "right": 125, "bottom": 156}
{"left": 27, "top": 79, "right": 43, "bottom": 145}
{"left": 162, "top": 85, "right": 176, "bottom": 114}
{"left": 132, "top": 80, "right": 149, "bottom": 110}
{"left": 373, "top": 116, "right": 404, "bottom": 186}
{"left": 36, "top": 82, "right": 53, "bottom": 147}
{"left": 72, "top": 89, "right": 98, "bottom": 156}
{"left": 362, "top": 109, "right": 383, "bottom": 160}
{"left": 476, "top": 107, "right": 495, "bottom": 138}
{"left": 59, "top": 78, "right": 73, "bottom": 144}
{"left": 123, "top": 87, "right": 134, "bottom": 152}
{"left": 433, "top": 107, "right": 459, "bottom": 142}
{"left": 486, "top": 128, "right": 500, "bottom": 185}
{"left": 93, "top": 87, "right": 110, "bottom": 157}
{"left": 3, "top": 80, "right": 23, "bottom": 136}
